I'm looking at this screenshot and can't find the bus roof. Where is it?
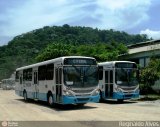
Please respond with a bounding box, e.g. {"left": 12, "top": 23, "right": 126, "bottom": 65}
{"left": 2, "top": 78, "right": 14, "bottom": 81}
{"left": 16, "top": 56, "right": 95, "bottom": 71}
{"left": 98, "top": 61, "right": 136, "bottom": 66}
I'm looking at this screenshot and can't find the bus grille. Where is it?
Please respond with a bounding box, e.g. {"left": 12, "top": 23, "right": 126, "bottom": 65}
{"left": 124, "top": 94, "right": 133, "bottom": 98}
{"left": 77, "top": 98, "right": 90, "bottom": 102}
{"left": 120, "top": 86, "right": 137, "bottom": 91}
{"left": 72, "top": 89, "right": 93, "bottom": 94}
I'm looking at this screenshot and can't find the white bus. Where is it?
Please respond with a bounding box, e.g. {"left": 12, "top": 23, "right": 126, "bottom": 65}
{"left": 98, "top": 61, "right": 139, "bottom": 102}
{"left": 15, "top": 56, "right": 100, "bottom": 106}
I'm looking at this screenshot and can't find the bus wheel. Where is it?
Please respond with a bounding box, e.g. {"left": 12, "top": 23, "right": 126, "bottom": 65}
{"left": 23, "top": 91, "right": 28, "bottom": 101}
{"left": 117, "top": 99, "right": 124, "bottom": 103}
{"left": 48, "top": 94, "right": 54, "bottom": 106}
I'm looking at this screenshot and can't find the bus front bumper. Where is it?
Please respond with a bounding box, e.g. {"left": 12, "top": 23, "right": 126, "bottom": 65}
{"left": 113, "top": 92, "right": 139, "bottom": 100}
{"left": 62, "top": 94, "right": 100, "bottom": 104}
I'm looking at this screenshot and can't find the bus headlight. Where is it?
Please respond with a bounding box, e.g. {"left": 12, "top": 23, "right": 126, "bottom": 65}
{"left": 63, "top": 90, "right": 73, "bottom": 96}
{"left": 92, "top": 89, "right": 100, "bottom": 96}
{"left": 135, "top": 86, "right": 139, "bottom": 93}
{"left": 115, "top": 86, "right": 123, "bottom": 93}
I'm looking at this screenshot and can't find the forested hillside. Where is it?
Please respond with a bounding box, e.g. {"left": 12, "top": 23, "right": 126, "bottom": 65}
{"left": 0, "top": 24, "right": 149, "bottom": 80}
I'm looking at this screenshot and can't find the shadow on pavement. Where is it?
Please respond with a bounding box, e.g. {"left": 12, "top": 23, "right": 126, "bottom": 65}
{"left": 100, "top": 99, "right": 138, "bottom": 105}
{"left": 15, "top": 99, "right": 98, "bottom": 111}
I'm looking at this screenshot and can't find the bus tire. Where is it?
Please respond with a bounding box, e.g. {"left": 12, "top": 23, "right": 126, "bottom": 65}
{"left": 23, "top": 91, "right": 28, "bottom": 101}
{"left": 117, "top": 99, "right": 124, "bottom": 103}
{"left": 47, "top": 94, "right": 54, "bottom": 107}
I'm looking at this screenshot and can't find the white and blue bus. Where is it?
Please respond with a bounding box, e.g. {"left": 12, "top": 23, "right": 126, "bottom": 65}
{"left": 98, "top": 61, "right": 139, "bottom": 102}
{"left": 15, "top": 56, "right": 100, "bottom": 106}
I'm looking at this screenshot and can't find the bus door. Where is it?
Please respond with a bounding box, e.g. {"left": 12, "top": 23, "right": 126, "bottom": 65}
{"left": 105, "top": 70, "right": 113, "bottom": 98}
{"left": 20, "top": 74, "right": 23, "bottom": 95}
{"left": 33, "top": 71, "right": 38, "bottom": 99}
{"left": 55, "top": 67, "right": 62, "bottom": 103}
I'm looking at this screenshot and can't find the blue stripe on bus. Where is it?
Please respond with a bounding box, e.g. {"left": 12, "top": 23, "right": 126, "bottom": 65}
{"left": 27, "top": 91, "right": 48, "bottom": 101}
{"left": 101, "top": 91, "right": 139, "bottom": 100}
{"left": 15, "top": 90, "right": 100, "bottom": 104}
{"left": 62, "top": 94, "right": 100, "bottom": 104}
{"left": 112, "top": 92, "right": 139, "bottom": 99}
{"left": 15, "top": 90, "right": 48, "bottom": 101}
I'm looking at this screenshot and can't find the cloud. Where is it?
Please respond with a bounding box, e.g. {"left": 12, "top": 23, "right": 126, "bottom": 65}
{"left": 140, "top": 29, "right": 160, "bottom": 39}
{"left": 94, "top": 0, "right": 151, "bottom": 29}
{"left": 0, "top": 0, "right": 152, "bottom": 45}
{"left": 0, "top": 36, "right": 13, "bottom": 46}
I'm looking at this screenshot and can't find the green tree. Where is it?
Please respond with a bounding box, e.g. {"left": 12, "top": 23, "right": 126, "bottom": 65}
{"left": 36, "top": 43, "right": 72, "bottom": 62}
{"left": 36, "top": 42, "right": 128, "bottom": 62}
{"left": 139, "top": 58, "right": 160, "bottom": 94}
{"left": 0, "top": 24, "right": 149, "bottom": 80}
{"left": 73, "top": 42, "right": 125, "bottom": 61}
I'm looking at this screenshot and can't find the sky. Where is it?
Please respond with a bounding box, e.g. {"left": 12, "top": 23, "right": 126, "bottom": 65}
{"left": 0, "top": 0, "right": 160, "bottom": 46}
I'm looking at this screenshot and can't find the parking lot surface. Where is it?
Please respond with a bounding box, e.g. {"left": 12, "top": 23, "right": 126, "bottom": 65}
{"left": 0, "top": 89, "right": 160, "bottom": 121}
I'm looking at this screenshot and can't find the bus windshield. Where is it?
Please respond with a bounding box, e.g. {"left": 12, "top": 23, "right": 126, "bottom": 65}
{"left": 116, "top": 68, "right": 138, "bottom": 86}
{"left": 63, "top": 66, "right": 98, "bottom": 88}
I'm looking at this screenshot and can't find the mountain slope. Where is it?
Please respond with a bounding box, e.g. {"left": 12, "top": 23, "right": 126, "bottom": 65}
{"left": 0, "top": 24, "right": 149, "bottom": 80}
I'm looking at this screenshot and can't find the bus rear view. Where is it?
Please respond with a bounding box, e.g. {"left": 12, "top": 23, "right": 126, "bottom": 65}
{"left": 98, "top": 61, "right": 139, "bottom": 102}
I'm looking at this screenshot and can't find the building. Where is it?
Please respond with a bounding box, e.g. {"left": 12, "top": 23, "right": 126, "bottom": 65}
{"left": 120, "top": 39, "right": 160, "bottom": 92}
{"left": 120, "top": 39, "right": 160, "bottom": 67}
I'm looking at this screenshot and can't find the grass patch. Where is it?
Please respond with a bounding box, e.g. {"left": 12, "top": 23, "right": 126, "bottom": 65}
{"left": 138, "top": 94, "right": 160, "bottom": 101}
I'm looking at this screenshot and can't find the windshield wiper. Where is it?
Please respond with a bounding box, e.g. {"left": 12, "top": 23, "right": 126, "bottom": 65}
{"left": 72, "top": 65, "right": 84, "bottom": 86}
{"left": 120, "top": 68, "right": 130, "bottom": 86}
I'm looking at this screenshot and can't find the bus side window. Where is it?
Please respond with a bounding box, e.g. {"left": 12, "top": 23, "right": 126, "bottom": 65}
{"left": 46, "top": 64, "right": 54, "bottom": 80}
{"left": 16, "top": 71, "right": 19, "bottom": 82}
{"left": 99, "top": 66, "right": 103, "bottom": 80}
{"left": 23, "top": 68, "right": 32, "bottom": 81}
{"left": 38, "top": 65, "right": 46, "bottom": 80}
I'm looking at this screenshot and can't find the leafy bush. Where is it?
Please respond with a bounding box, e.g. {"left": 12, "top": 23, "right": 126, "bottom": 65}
{"left": 139, "top": 58, "right": 160, "bottom": 94}
{"left": 36, "top": 42, "right": 128, "bottom": 62}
